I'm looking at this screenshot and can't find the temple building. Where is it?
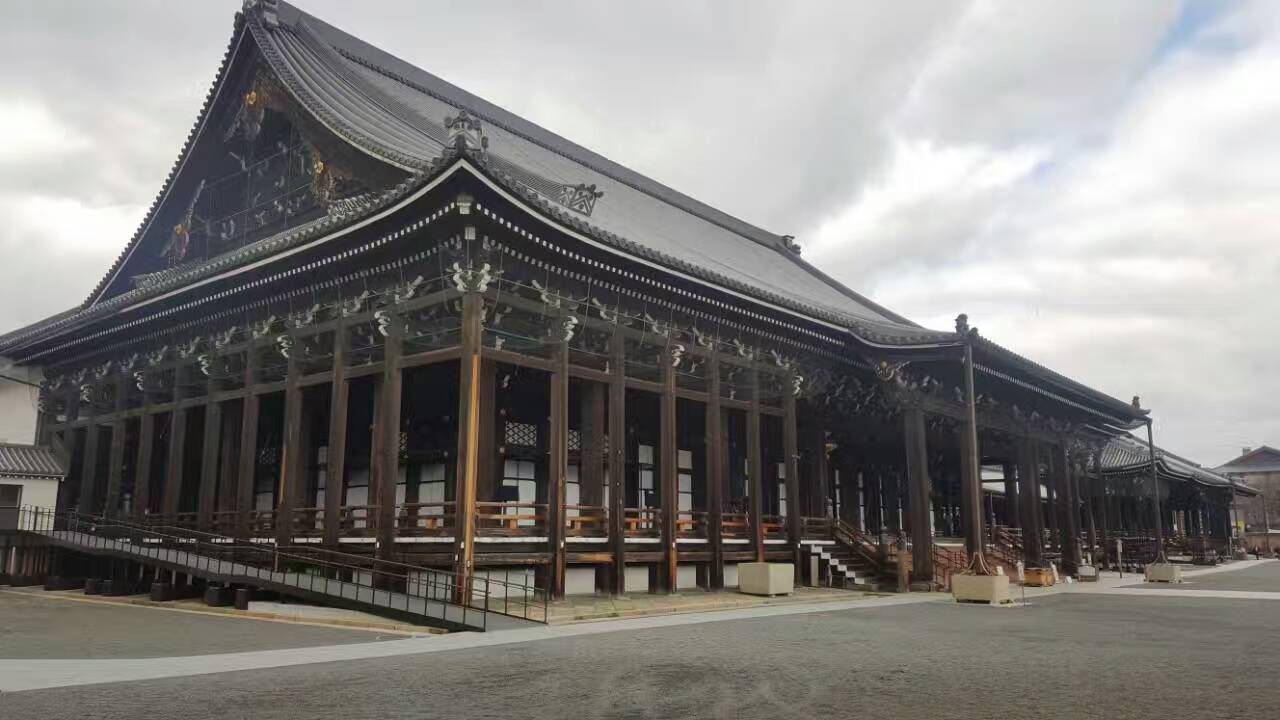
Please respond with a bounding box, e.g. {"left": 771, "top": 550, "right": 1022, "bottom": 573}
{"left": 0, "top": 1, "right": 1239, "bottom": 619}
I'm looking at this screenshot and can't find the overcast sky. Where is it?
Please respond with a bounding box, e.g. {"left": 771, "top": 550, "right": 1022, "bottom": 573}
{"left": 2, "top": 1, "right": 1276, "bottom": 465}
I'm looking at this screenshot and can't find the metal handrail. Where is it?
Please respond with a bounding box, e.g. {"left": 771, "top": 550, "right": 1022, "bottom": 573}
{"left": 17, "top": 505, "right": 549, "bottom": 627}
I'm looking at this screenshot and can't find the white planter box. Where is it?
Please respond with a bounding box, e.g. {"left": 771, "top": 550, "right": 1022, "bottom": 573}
{"left": 951, "top": 573, "right": 1012, "bottom": 605}
{"left": 1145, "top": 563, "right": 1183, "bottom": 583}
{"left": 738, "top": 562, "right": 794, "bottom": 596}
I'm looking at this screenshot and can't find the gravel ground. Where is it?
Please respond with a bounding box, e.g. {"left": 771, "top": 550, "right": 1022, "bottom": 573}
{"left": 2, "top": 593, "right": 1275, "bottom": 719}
{"left": 1124, "top": 561, "right": 1280, "bottom": 592}
{"left": 0, "top": 591, "right": 394, "bottom": 659}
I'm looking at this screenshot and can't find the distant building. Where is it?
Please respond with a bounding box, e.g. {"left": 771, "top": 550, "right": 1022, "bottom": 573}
{"left": 1217, "top": 446, "right": 1280, "bottom": 532}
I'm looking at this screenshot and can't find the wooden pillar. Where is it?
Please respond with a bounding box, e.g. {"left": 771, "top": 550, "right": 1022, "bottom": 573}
{"left": 161, "top": 374, "right": 186, "bottom": 520}
{"left": 705, "top": 349, "right": 724, "bottom": 590}
{"left": 103, "top": 375, "right": 128, "bottom": 516}
{"left": 1084, "top": 452, "right": 1100, "bottom": 564}
{"left": 323, "top": 318, "right": 349, "bottom": 546}
{"left": 376, "top": 314, "right": 403, "bottom": 561}
{"left": 657, "top": 339, "right": 679, "bottom": 592}
{"left": 452, "top": 295, "right": 482, "bottom": 597}
{"left": 476, "top": 360, "right": 497, "bottom": 505}
{"left": 133, "top": 411, "right": 155, "bottom": 517}
{"left": 78, "top": 392, "right": 101, "bottom": 515}
{"left": 782, "top": 377, "right": 801, "bottom": 566}
{"left": 276, "top": 345, "right": 304, "bottom": 547}
{"left": 747, "top": 361, "right": 764, "bottom": 561}
{"left": 607, "top": 330, "right": 627, "bottom": 594}
{"left": 198, "top": 393, "right": 222, "bottom": 530}
{"left": 235, "top": 349, "right": 261, "bottom": 538}
{"left": 1053, "top": 442, "right": 1082, "bottom": 574}
{"left": 807, "top": 419, "right": 830, "bottom": 518}
{"left": 903, "top": 406, "right": 933, "bottom": 582}
{"left": 1018, "top": 437, "right": 1045, "bottom": 567}
{"left": 1002, "top": 461, "right": 1019, "bottom": 528}
{"left": 217, "top": 404, "right": 238, "bottom": 520}
{"left": 547, "top": 339, "right": 570, "bottom": 598}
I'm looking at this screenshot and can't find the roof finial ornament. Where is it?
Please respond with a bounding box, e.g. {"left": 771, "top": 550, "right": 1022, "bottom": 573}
{"left": 955, "top": 313, "right": 969, "bottom": 335}
{"left": 244, "top": 0, "right": 279, "bottom": 27}
{"left": 781, "top": 235, "right": 801, "bottom": 254}
{"left": 1132, "top": 395, "right": 1142, "bottom": 411}
{"left": 444, "top": 109, "right": 488, "bottom": 154}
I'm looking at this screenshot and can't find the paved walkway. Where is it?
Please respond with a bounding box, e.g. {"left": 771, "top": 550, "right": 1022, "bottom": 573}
{"left": 4, "top": 559, "right": 1274, "bottom": 694}
{"left": 0, "top": 592, "right": 946, "bottom": 692}
{"left": 546, "top": 586, "right": 883, "bottom": 624}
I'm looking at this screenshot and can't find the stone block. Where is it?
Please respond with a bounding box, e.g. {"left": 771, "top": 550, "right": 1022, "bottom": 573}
{"left": 1145, "top": 563, "right": 1183, "bottom": 583}
{"left": 951, "top": 573, "right": 1012, "bottom": 605}
{"left": 737, "top": 562, "right": 794, "bottom": 596}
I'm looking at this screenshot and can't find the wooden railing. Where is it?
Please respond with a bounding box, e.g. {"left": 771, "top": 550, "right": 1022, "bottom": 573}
{"left": 211, "top": 510, "right": 239, "bottom": 536}
{"left": 565, "top": 505, "right": 608, "bottom": 537}
{"left": 173, "top": 512, "right": 200, "bottom": 530}
{"left": 247, "top": 509, "right": 275, "bottom": 536}
{"left": 623, "top": 508, "right": 661, "bottom": 537}
{"left": 721, "top": 512, "right": 750, "bottom": 539}
{"left": 832, "top": 519, "right": 885, "bottom": 571}
{"left": 676, "top": 510, "right": 708, "bottom": 538}
{"left": 291, "top": 507, "right": 324, "bottom": 537}
{"left": 475, "top": 502, "right": 547, "bottom": 536}
{"left": 337, "top": 505, "right": 375, "bottom": 536}
{"left": 761, "top": 514, "right": 786, "bottom": 540}
{"left": 801, "top": 516, "right": 833, "bottom": 539}
{"left": 396, "top": 502, "right": 455, "bottom": 536}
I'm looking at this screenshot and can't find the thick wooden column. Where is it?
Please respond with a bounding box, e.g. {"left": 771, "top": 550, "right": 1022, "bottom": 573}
{"left": 162, "top": 368, "right": 187, "bottom": 519}
{"left": 1017, "top": 437, "right": 1044, "bottom": 567}
{"left": 1002, "top": 461, "right": 1019, "bottom": 528}
{"left": 452, "top": 295, "right": 482, "bottom": 596}
{"left": 133, "top": 411, "right": 155, "bottom": 517}
{"left": 747, "top": 361, "right": 764, "bottom": 561}
{"left": 903, "top": 406, "right": 933, "bottom": 582}
{"left": 103, "top": 375, "right": 128, "bottom": 516}
{"left": 659, "top": 339, "right": 679, "bottom": 592}
{"left": 607, "top": 330, "right": 627, "bottom": 594}
{"left": 704, "top": 349, "right": 724, "bottom": 590}
{"left": 476, "top": 360, "right": 497, "bottom": 505}
{"left": 376, "top": 314, "right": 403, "bottom": 561}
{"left": 198, "top": 393, "right": 222, "bottom": 530}
{"left": 323, "top": 319, "right": 349, "bottom": 546}
{"left": 782, "top": 377, "right": 801, "bottom": 568}
{"left": 217, "top": 404, "right": 238, "bottom": 519}
{"left": 79, "top": 409, "right": 101, "bottom": 515}
{"left": 547, "top": 339, "right": 570, "bottom": 598}
{"left": 807, "top": 419, "right": 830, "bottom": 518}
{"left": 235, "top": 348, "right": 261, "bottom": 538}
{"left": 959, "top": 421, "right": 980, "bottom": 556}
{"left": 277, "top": 346, "right": 304, "bottom": 547}
{"left": 1083, "top": 452, "right": 1100, "bottom": 563}
{"left": 1052, "top": 443, "right": 1082, "bottom": 573}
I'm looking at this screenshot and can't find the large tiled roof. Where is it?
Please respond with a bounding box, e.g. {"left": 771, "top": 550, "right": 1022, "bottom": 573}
{"left": 0, "top": 0, "right": 1144, "bottom": 425}
{"left": 0, "top": 444, "right": 65, "bottom": 479}
{"left": 1101, "top": 434, "right": 1256, "bottom": 495}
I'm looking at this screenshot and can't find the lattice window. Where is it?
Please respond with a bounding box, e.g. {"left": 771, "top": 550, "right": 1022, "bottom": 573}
{"left": 505, "top": 421, "right": 538, "bottom": 448}
{"left": 568, "top": 429, "right": 582, "bottom": 452}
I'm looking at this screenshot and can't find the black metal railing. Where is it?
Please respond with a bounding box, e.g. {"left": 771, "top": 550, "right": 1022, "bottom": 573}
{"left": 17, "top": 506, "right": 548, "bottom": 628}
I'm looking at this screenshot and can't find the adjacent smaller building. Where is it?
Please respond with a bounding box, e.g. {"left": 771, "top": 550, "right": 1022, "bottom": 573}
{"left": 1, "top": 444, "right": 65, "bottom": 581}
{"left": 1217, "top": 446, "right": 1280, "bottom": 533}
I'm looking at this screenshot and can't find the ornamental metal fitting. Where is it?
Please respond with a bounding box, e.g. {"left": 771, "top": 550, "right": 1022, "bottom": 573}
{"left": 177, "top": 337, "right": 202, "bottom": 359}
{"left": 214, "top": 326, "right": 239, "bottom": 349}
{"left": 251, "top": 316, "right": 277, "bottom": 339}
{"left": 343, "top": 290, "right": 372, "bottom": 316}
{"left": 79, "top": 384, "right": 93, "bottom": 404}
{"left": 394, "top": 276, "right": 425, "bottom": 304}
{"left": 732, "top": 338, "right": 754, "bottom": 360}
{"left": 293, "top": 303, "right": 321, "bottom": 328}
{"left": 450, "top": 261, "right": 494, "bottom": 293}
{"left": 146, "top": 346, "right": 169, "bottom": 366}
{"left": 93, "top": 361, "right": 113, "bottom": 379}
{"left": 692, "top": 327, "right": 715, "bottom": 350}
{"left": 197, "top": 354, "right": 213, "bottom": 376}
{"left": 276, "top": 334, "right": 294, "bottom": 359}
{"left": 444, "top": 109, "right": 487, "bottom": 152}
{"left": 554, "top": 315, "right": 579, "bottom": 343}
{"left": 670, "top": 343, "right": 686, "bottom": 368}
{"left": 874, "top": 360, "right": 907, "bottom": 382}
{"left": 373, "top": 310, "right": 393, "bottom": 337}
